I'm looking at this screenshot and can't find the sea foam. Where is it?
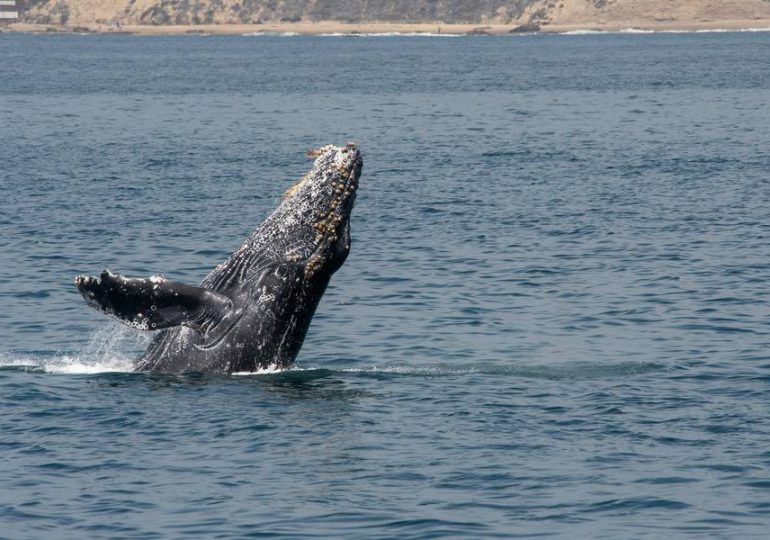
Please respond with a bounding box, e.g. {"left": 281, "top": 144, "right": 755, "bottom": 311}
{"left": 0, "top": 324, "right": 144, "bottom": 374}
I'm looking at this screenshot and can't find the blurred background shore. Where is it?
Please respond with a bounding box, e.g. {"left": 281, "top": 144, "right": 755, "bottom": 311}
{"left": 3, "top": 0, "right": 770, "bottom": 35}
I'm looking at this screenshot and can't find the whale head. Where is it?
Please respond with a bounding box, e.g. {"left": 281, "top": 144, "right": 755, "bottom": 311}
{"left": 273, "top": 143, "right": 362, "bottom": 278}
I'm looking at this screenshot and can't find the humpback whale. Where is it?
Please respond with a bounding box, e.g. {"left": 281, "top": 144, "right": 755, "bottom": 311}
{"left": 75, "top": 144, "right": 362, "bottom": 373}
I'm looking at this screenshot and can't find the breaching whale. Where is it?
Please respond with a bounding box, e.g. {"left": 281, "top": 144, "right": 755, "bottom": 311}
{"left": 75, "top": 144, "right": 362, "bottom": 373}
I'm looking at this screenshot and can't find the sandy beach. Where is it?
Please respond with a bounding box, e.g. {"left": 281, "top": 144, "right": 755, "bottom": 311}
{"left": 6, "top": 19, "right": 770, "bottom": 35}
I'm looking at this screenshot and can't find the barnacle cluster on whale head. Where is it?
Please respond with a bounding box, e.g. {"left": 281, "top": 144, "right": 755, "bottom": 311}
{"left": 276, "top": 143, "right": 362, "bottom": 277}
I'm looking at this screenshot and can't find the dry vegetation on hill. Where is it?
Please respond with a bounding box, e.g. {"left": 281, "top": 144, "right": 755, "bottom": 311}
{"left": 13, "top": 0, "right": 770, "bottom": 29}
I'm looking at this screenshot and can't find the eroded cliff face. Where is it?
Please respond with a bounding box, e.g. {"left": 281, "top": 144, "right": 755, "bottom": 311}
{"left": 523, "top": 0, "right": 770, "bottom": 26}
{"left": 15, "top": 0, "right": 770, "bottom": 26}
{"left": 17, "top": 0, "right": 537, "bottom": 25}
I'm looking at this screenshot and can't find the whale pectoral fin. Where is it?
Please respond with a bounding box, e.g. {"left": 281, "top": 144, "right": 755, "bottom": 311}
{"left": 75, "top": 270, "right": 233, "bottom": 333}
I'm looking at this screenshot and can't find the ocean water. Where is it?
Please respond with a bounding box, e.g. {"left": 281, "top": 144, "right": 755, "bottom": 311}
{"left": 1, "top": 31, "right": 770, "bottom": 538}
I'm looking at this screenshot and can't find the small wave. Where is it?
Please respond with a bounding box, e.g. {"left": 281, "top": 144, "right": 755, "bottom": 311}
{"left": 299, "top": 361, "right": 665, "bottom": 380}
{"left": 318, "top": 32, "right": 461, "bottom": 37}
{"left": 0, "top": 323, "right": 142, "bottom": 375}
{"left": 0, "top": 356, "right": 39, "bottom": 370}
{"left": 583, "top": 496, "right": 690, "bottom": 513}
{"left": 619, "top": 28, "right": 655, "bottom": 34}
{"left": 0, "top": 353, "right": 135, "bottom": 374}
{"left": 232, "top": 364, "right": 285, "bottom": 376}
{"left": 240, "top": 31, "right": 300, "bottom": 37}
{"left": 362, "top": 32, "right": 461, "bottom": 37}
{"left": 560, "top": 29, "right": 607, "bottom": 35}
{"left": 695, "top": 27, "right": 770, "bottom": 33}
{"left": 561, "top": 27, "right": 770, "bottom": 35}
{"left": 561, "top": 28, "right": 654, "bottom": 35}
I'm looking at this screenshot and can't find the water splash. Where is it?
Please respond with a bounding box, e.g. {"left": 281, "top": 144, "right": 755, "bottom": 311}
{"left": 232, "top": 364, "right": 285, "bottom": 376}
{"left": 0, "top": 323, "right": 145, "bottom": 374}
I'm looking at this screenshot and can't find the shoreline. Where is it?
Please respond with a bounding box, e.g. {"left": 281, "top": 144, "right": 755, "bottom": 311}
{"left": 4, "top": 19, "right": 770, "bottom": 36}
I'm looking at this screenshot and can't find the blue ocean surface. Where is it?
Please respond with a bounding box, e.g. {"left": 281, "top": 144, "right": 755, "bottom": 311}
{"left": 1, "top": 31, "right": 770, "bottom": 538}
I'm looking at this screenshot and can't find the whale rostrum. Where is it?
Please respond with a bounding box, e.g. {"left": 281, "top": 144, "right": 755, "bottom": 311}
{"left": 75, "top": 144, "right": 362, "bottom": 373}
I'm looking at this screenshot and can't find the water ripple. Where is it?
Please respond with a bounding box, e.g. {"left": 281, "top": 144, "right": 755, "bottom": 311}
{"left": 2, "top": 32, "right": 770, "bottom": 539}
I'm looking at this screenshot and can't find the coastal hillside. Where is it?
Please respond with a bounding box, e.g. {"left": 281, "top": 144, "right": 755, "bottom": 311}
{"left": 15, "top": 0, "right": 770, "bottom": 27}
